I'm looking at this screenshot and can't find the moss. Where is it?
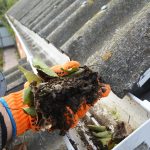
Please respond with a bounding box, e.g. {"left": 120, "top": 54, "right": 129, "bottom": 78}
{"left": 101, "top": 51, "right": 112, "bottom": 61}
{"left": 110, "top": 108, "right": 120, "bottom": 121}
{"left": 87, "top": 0, "right": 95, "bottom": 5}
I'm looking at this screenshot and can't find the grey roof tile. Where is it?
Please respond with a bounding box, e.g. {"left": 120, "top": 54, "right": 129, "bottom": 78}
{"left": 6, "top": 78, "right": 24, "bottom": 93}
{"left": 6, "top": 69, "right": 23, "bottom": 84}
{"left": 28, "top": 0, "right": 62, "bottom": 29}
{"left": 39, "top": 0, "right": 85, "bottom": 38}
{"left": 8, "top": 0, "right": 41, "bottom": 21}
{"left": 3, "top": 65, "right": 18, "bottom": 76}
{"left": 32, "top": 0, "right": 75, "bottom": 33}
{"left": 8, "top": 0, "right": 150, "bottom": 97}
{"left": 61, "top": 0, "right": 147, "bottom": 63}
{"left": 46, "top": 0, "right": 110, "bottom": 47}
{"left": 20, "top": 0, "right": 54, "bottom": 25}
{"left": 3, "top": 58, "right": 31, "bottom": 94}
{"left": 86, "top": 4, "right": 150, "bottom": 97}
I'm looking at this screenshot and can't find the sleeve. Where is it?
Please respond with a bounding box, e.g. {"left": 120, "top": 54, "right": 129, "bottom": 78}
{"left": 0, "top": 112, "right": 7, "bottom": 150}
{"left": 0, "top": 126, "right": 2, "bottom": 150}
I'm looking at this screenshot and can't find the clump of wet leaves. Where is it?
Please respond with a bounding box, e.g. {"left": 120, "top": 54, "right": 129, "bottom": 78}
{"left": 88, "top": 122, "right": 133, "bottom": 150}
{"left": 88, "top": 124, "right": 114, "bottom": 150}
{"left": 34, "top": 66, "right": 100, "bottom": 132}
{"left": 19, "top": 59, "right": 102, "bottom": 132}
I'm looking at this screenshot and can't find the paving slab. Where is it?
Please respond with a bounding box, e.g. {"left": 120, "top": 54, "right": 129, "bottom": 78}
{"left": 3, "top": 47, "right": 18, "bottom": 71}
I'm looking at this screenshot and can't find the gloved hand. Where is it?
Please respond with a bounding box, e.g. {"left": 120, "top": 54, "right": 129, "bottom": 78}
{"left": 0, "top": 61, "right": 81, "bottom": 137}
{"left": 50, "top": 61, "right": 111, "bottom": 129}
{"left": 63, "top": 83, "right": 111, "bottom": 129}
{"left": 0, "top": 61, "right": 111, "bottom": 138}
{"left": 0, "top": 89, "right": 39, "bottom": 137}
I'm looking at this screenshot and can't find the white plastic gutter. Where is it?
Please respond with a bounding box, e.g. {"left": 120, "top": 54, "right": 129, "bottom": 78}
{"left": 128, "top": 93, "right": 150, "bottom": 112}
{"left": 63, "top": 135, "right": 75, "bottom": 150}
{"left": 5, "top": 15, "right": 70, "bottom": 74}
{"left": 5, "top": 15, "right": 37, "bottom": 74}
{"left": 138, "top": 68, "right": 150, "bottom": 87}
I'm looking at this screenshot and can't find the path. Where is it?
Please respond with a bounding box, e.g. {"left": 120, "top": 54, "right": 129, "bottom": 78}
{"left": 3, "top": 47, "right": 18, "bottom": 71}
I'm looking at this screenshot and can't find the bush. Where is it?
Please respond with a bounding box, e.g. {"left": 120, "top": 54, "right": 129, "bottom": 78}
{"left": 0, "top": 0, "right": 18, "bottom": 36}
{"left": 0, "top": 0, "right": 17, "bottom": 15}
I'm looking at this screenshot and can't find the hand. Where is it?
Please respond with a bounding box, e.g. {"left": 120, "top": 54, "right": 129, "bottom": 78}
{"left": 0, "top": 61, "right": 81, "bottom": 138}
{"left": 51, "top": 62, "right": 111, "bottom": 129}
{"left": 1, "top": 90, "right": 37, "bottom": 137}
{"left": 0, "top": 61, "right": 111, "bottom": 138}
{"left": 62, "top": 83, "right": 111, "bottom": 129}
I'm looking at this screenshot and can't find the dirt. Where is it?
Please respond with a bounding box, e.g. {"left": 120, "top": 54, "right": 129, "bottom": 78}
{"left": 113, "top": 121, "right": 133, "bottom": 142}
{"left": 31, "top": 66, "right": 101, "bottom": 133}
{"left": 77, "top": 127, "right": 96, "bottom": 150}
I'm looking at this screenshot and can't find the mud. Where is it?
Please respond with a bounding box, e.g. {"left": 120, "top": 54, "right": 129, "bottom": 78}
{"left": 32, "top": 66, "right": 101, "bottom": 132}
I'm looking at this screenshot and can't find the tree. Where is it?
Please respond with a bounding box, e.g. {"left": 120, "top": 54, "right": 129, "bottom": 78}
{"left": 0, "top": 0, "right": 18, "bottom": 16}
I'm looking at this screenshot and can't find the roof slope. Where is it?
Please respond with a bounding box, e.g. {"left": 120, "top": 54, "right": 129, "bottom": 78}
{"left": 3, "top": 58, "right": 31, "bottom": 94}
{"left": 8, "top": 0, "right": 150, "bottom": 97}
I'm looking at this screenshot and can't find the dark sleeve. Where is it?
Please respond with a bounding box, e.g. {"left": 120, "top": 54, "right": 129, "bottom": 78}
{"left": 0, "top": 112, "right": 7, "bottom": 150}
{"left": 0, "top": 124, "right": 2, "bottom": 150}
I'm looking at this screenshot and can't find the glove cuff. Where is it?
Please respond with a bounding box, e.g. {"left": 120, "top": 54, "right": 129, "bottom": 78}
{"left": 4, "top": 90, "right": 30, "bottom": 136}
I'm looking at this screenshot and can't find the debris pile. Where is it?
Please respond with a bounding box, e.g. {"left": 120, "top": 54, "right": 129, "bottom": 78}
{"left": 20, "top": 59, "right": 103, "bottom": 133}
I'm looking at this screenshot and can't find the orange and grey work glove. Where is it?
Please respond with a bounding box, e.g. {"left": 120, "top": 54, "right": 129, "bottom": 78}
{"left": 63, "top": 84, "right": 111, "bottom": 129}
{"left": 0, "top": 61, "right": 82, "bottom": 137}
{"left": 0, "top": 86, "right": 40, "bottom": 137}
{"left": 0, "top": 61, "right": 111, "bottom": 137}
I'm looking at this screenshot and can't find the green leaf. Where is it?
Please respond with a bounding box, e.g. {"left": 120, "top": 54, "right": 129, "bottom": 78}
{"left": 87, "top": 125, "right": 106, "bottom": 132}
{"left": 18, "top": 66, "right": 42, "bottom": 84}
{"left": 61, "top": 67, "right": 78, "bottom": 75}
{"left": 23, "top": 107, "right": 36, "bottom": 117}
{"left": 68, "top": 68, "right": 84, "bottom": 77}
{"left": 32, "top": 58, "right": 58, "bottom": 77}
{"left": 23, "top": 87, "right": 34, "bottom": 106}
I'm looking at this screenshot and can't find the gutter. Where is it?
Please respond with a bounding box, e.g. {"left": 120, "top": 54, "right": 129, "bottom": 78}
{"left": 7, "top": 15, "right": 70, "bottom": 62}
{"left": 5, "top": 15, "right": 37, "bottom": 74}
{"left": 5, "top": 15, "right": 70, "bottom": 71}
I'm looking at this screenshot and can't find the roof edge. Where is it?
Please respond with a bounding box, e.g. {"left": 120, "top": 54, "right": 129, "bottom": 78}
{"left": 5, "top": 15, "right": 70, "bottom": 72}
